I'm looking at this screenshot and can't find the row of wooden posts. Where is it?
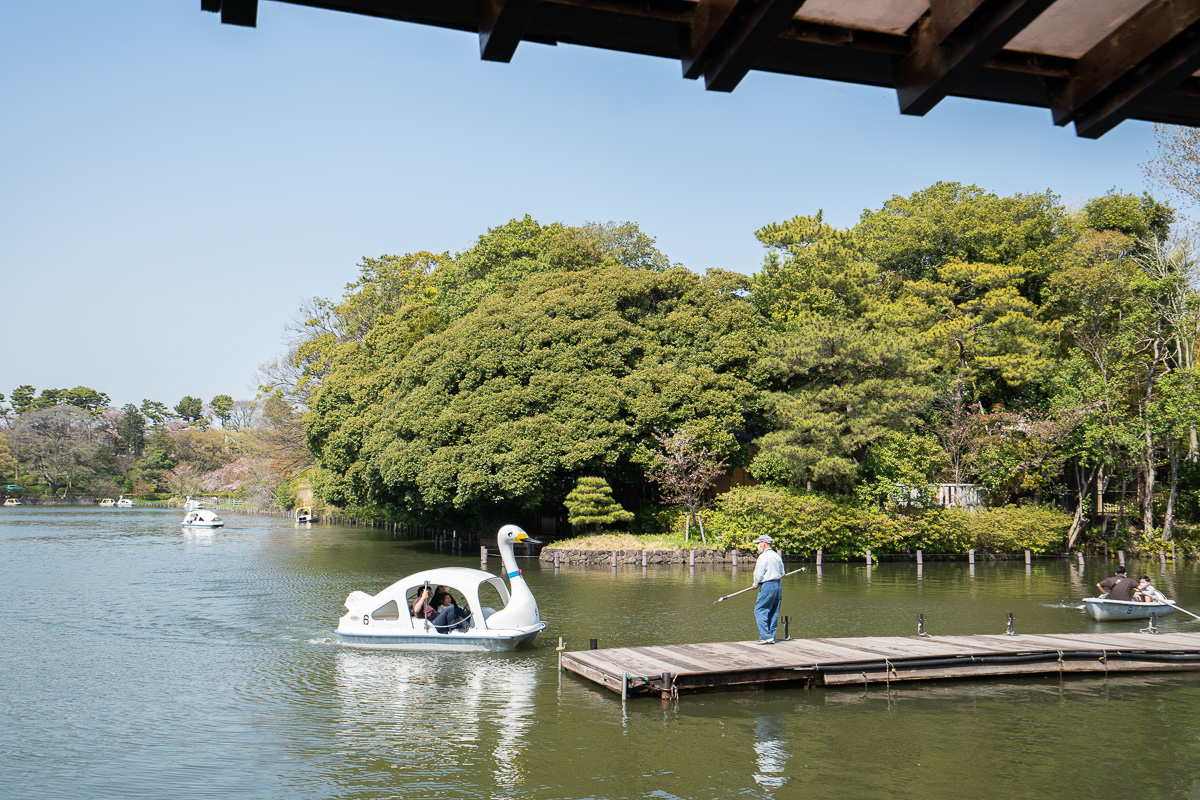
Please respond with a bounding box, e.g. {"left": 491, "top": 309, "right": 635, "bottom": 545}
{"left": 546, "top": 545, "right": 1181, "bottom": 569}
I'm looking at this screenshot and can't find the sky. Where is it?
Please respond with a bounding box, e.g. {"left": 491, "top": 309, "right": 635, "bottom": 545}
{"left": 0, "top": 1, "right": 1164, "bottom": 410}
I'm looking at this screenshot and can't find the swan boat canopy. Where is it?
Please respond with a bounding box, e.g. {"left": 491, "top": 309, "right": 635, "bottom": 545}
{"left": 182, "top": 509, "right": 224, "bottom": 528}
{"left": 183, "top": 496, "right": 203, "bottom": 511}
{"left": 1083, "top": 596, "right": 1177, "bottom": 621}
{"left": 337, "top": 524, "right": 546, "bottom": 651}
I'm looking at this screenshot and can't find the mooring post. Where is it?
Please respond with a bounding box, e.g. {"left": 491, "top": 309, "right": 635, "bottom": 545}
{"left": 783, "top": 615, "right": 789, "bottom": 640}
{"left": 481, "top": 545, "right": 488, "bottom": 566}
{"left": 558, "top": 637, "right": 564, "bottom": 671}
{"left": 690, "top": 550, "right": 695, "bottom": 567}
{"left": 916, "top": 549, "right": 923, "bottom": 565}
{"left": 969, "top": 549, "right": 975, "bottom": 564}
{"left": 642, "top": 550, "right": 647, "bottom": 567}
{"left": 918, "top": 613, "right": 926, "bottom": 636}
{"left": 865, "top": 549, "right": 872, "bottom": 564}
{"left": 1006, "top": 612, "right": 1015, "bottom": 635}
{"left": 554, "top": 551, "right": 560, "bottom": 569}
{"left": 590, "top": 638, "right": 598, "bottom": 650}
{"left": 1025, "top": 550, "right": 1031, "bottom": 565}
{"left": 1161, "top": 551, "right": 1167, "bottom": 568}
{"left": 1078, "top": 552, "right": 1084, "bottom": 569}
{"left": 1119, "top": 549, "right": 1125, "bottom": 567}
{"left": 621, "top": 673, "right": 628, "bottom": 701}
{"left": 661, "top": 672, "right": 672, "bottom": 700}
{"left": 611, "top": 550, "right": 617, "bottom": 568}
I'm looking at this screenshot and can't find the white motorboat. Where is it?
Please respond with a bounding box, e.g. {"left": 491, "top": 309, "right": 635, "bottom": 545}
{"left": 295, "top": 506, "right": 316, "bottom": 523}
{"left": 117, "top": 495, "right": 134, "bottom": 507}
{"left": 337, "top": 523, "right": 546, "bottom": 651}
{"left": 183, "top": 496, "right": 203, "bottom": 511}
{"left": 182, "top": 509, "right": 224, "bottom": 528}
{"left": 1083, "top": 596, "right": 1176, "bottom": 621}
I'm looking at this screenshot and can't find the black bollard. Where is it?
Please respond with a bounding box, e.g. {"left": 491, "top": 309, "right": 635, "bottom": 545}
{"left": 783, "top": 615, "right": 789, "bottom": 640}
{"left": 590, "top": 638, "right": 598, "bottom": 650}
{"left": 1006, "top": 612, "right": 1015, "bottom": 635}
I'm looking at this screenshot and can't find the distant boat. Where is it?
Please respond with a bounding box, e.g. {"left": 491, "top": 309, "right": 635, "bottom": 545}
{"left": 182, "top": 509, "right": 224, "bottom": 528}
{"left": 1083, "top": 597, "right": 1176, "bottom": 621}
{"left": 3, "top": 498, "right": 20, "bottom": 507}
{"left": 99, "top": 498, "right": 116, "bottom": 507}
{"left": 117, "top": 496, "right": 134, "bottom": 508}
{"left": 295, "top": 506, "right": 316, "bottom": 524}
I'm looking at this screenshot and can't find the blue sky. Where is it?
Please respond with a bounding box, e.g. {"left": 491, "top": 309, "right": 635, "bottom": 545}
{"left": 1, "top": 0, "right": 1160, "bottom": 410}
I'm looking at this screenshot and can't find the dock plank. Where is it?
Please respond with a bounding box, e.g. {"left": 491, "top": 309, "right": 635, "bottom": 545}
{"left": 560, "top": 631, "right": 1200, "bottom": 697}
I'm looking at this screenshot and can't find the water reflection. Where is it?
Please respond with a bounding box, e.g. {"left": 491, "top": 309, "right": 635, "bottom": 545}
{"left": 752, "top": 715, "right": 789, "bottom": 790}
{"left": 334, "top": 651, "right": 538, "bottom": 795}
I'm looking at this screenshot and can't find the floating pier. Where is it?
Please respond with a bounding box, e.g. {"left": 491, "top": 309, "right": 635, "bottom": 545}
{"left": 561, "top": 632, "right": 1200, "bottom": 699}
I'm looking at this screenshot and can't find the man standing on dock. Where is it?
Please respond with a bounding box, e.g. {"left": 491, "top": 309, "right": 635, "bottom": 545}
{"left": 752, "top": 534, "right": 785, "bottom": 644}
{"left": 1097, "top": 565, "right": 1138, "bottom": 601}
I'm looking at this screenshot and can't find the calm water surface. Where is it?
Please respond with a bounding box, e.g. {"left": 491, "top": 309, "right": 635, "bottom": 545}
{"left": 6, "top": 507, "right": 1200, "bottom": 799}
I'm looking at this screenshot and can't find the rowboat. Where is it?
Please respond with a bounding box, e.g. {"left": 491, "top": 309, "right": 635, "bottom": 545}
{"left": 1083, "top": 596, "right": 1176, "bottom": 621}
{"left": 336, "top": 524, "right": 546, "bottom": 651}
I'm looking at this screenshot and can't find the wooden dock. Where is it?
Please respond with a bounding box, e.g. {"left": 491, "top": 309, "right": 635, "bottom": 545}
{"left": 561, "top": 631, "right": 1200, "bottom": 698}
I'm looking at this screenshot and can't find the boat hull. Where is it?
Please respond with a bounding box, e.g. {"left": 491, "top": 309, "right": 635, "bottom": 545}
{"left": 1084, "top": 597, "right": 1176, "bottom": 621}
{"left": 337, "top": 622, "right": 545, "bottom": 652}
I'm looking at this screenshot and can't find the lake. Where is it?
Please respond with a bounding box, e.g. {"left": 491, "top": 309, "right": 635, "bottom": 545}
{"left": 5, "top": 506, "right": 1200, "bottom": 799}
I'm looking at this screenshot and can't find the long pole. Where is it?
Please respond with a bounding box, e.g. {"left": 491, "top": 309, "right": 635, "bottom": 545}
{"left": 713, "top": 567, "right": 806, "bottom": 604}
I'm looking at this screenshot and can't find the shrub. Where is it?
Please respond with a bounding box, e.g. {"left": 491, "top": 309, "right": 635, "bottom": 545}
{"left": 704, "top": 485, "right": 1069, "bottom": 554}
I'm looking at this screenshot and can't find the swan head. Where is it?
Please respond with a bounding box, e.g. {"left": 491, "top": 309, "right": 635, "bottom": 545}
{"left": 498, "top": 524, "right": 541, "bottom": 547}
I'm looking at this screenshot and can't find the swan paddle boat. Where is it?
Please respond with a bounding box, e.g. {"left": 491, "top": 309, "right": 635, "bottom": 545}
{"left": 336, "top": 523, "right": 546, "bottom": 651}
{"left": 117, "top": 495, "right": 134, "bottom": 507}
{"left": 182, "top": 508, "right": 224, "bottom": 528}
{"left": 1083, "top": 596, "right": 1177, "bottom": 621}
{"left": 295, "top": 506, "right": 316, "bottom": 523}
{"left": 4, "top": 498, "right": 21, "bottom": 506}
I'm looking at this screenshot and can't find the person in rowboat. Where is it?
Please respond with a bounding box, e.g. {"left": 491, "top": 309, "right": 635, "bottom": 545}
{"left": 1096, "top": 565, "right": 1138, "bottom": 601}
{"left": 1136, "top": 576, "right": 1167, "bottom": 603}
{"left": 751, "top": 534, "right": 785, "bottom": 645}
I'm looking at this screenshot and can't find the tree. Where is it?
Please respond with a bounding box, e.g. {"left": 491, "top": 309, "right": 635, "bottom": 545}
{"left": 117, "top": 404, "right": 146, "bottom": 456}
{"left": 9, "top": 406, "right": 97, "bottom": 494}
{"left": 645, "top": 428, "right": 728, "bottom": 543}
{"left": 1144, "top": 124, "right": 1200, "bottom": 219}
{"left": 174, "top": 396, "right": 206, "bottom": 427}
{"left": 210, "top": 395, "right": 234, "bottom": 429}
{"left": 140, "top": 400, "right": 173, "bottom": 427}
{"left": 564, "top": 476, "right": 633, "bottom": 533}
{"left": 0, "top": 431, "right": 16, "bottom": 482}
{"left": 307, "top": 265, "right": 763, "bottom": 520}
{"left": 751, "top": 317, "right": 933, "bottom": 492}
{"left": 229, "top": 399, "right": 258, "bottom": 430}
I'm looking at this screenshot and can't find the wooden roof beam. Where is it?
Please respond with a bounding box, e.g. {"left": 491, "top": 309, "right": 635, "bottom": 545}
{"left": 200, "top": 0, "right": 258, "bottom": 27}
{"left": 895, "top": 0, "right": 1055, "bottom": 116}
{"left": 1051, "top": 0, "right": 1200, "bottom": 139}
{"left": 479, "top": 0, "right": 539, "bottom": 63}
{"left": 683, "top": 0, "right": 807, "bottom": 92}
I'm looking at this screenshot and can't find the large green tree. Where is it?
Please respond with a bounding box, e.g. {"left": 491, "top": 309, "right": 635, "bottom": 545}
{"left": 307, "top": 265, "right": 764, "bottom": 522}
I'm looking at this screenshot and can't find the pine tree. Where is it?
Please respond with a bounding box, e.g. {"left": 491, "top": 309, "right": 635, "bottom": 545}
{"left": 564, "top": 476, "right": 633, "bottom": 533}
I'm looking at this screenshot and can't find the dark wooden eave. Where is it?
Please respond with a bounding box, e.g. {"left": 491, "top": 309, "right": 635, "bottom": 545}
{"left": 200, "top": 0, "right": 1200, "bottom": 137}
